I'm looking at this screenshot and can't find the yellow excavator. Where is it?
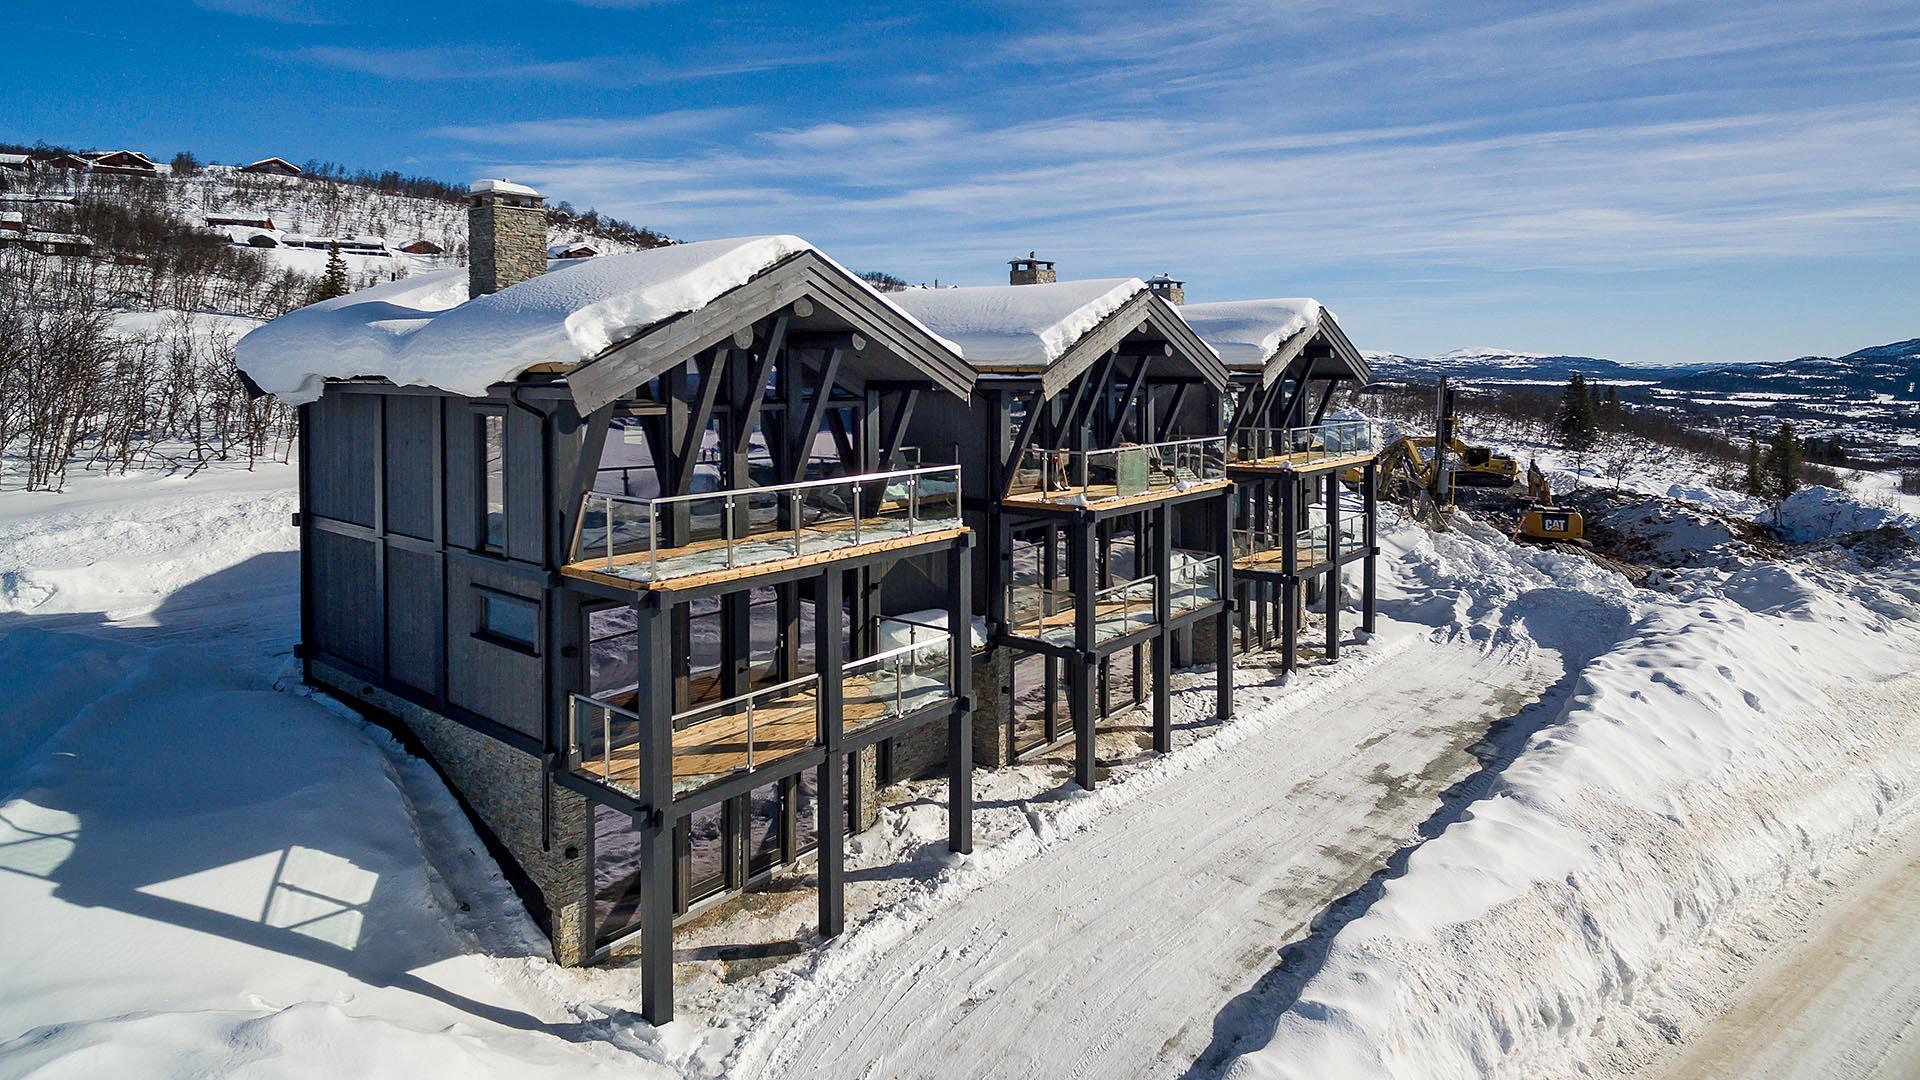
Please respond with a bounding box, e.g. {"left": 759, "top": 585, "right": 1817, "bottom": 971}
{"left": 1516, "top": 459, "right": 1585, "bottom": 545}
{"left": 1362, "top": 378, "right": 1583, "bottom": 544}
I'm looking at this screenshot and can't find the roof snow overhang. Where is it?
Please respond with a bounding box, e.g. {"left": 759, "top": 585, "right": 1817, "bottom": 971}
{"left": 1034, "top": 291, "right": 1226, "bottom": 399}
{"left": 564, "top": 249, "right": 975, "bottom": 414}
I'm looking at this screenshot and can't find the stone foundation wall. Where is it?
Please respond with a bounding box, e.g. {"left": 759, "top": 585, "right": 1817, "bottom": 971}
{"left": 887, "top": 718, "right": 950, "bottom": 781}
{"left": 969, "top": 645, "right": 1011, "bottom": 768}
{"left": 310, "top": 660, "right": 593, "bottom": 965}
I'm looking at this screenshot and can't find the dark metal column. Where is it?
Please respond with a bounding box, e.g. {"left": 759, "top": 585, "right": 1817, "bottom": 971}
{"left": 1152, "top": 504, "right": 1172, "bottom": 754}
{"left": 1069, "top": 511, "right": 1098, "bottom": 790}
{"left": 1281, "top": 472, "right": 1300, "bottom": 674}
{"left": 1213, "top": 490, "right": 1234, "bottom": 721}
{"left": 635, "top": 592, "right": 676, "bottom": 1026}
{"left": 1325, "top": 470, "right": 1342, "bottom": 661}
{"left": 947, "top": 536, "right": 974, "bottom": 853}
{"left": 817, "top": 569, "right": 846, "bottom": 938}
{"left": 1362, "top": 459, "right": 1378, "bottom": 634}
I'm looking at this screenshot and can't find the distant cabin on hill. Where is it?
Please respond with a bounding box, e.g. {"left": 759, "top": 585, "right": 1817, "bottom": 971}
{"left": 0, "top": 153, "right": 30, "bottom": 173}
{"left": 206, "top": 213, "right": 276, "bottom": 230}
{"left": 399, "top": 238, "right": 445, "bottom": 255}
{"left": 85, "top": 150, "right": 160, "bottom": 176}
{"left": 548, "top": 241, "right": 599, "bottom": 259}
{"left": 37, "top": 152, "right": 91, "bottom": 171}
{"left": 240, "top": 157, "right": 302, "bottom": 177}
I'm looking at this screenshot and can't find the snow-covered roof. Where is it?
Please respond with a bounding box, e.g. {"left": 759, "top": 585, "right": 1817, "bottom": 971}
{"left": 469, "top": 178, "right": 539, "bottom": 197}
{"left": 888, "top": 279, "right": 1146, "bottom": 370}
{"left": 239, "top": 235, "right": 943, "bottom": 405}
{"left": 0, "top": 153, "right": 29, "bottom": 166}
{"left": 1177, "top": 299, "right": 1323, "bottom": 370}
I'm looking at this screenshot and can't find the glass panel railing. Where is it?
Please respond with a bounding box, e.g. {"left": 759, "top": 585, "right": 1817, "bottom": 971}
{"left": 572, "top": 464, "right": 963, "bottom": 583}
{"left": 843, "top": 618, "right": 954, "bottom": 735}
{"left": 1006, "top": 582, "right": 1076, "bottom": 644}
{"left": 569, "top": 692, "right": 644, "bottom": 798}
{"left": 670, "top": 675, "right": 820, "bottom": 799}
{"left": 1009, "top": 437, "right": 1226, "bottom": 505}
{"left": 1237, "top": 420, "right": 1375, "bottom": 465}
{"left": 1168, "top": 550, "right": 1221, "bottom": 614}
{"left": 1092, "top": 574, "right": 1158, "bottom": 644}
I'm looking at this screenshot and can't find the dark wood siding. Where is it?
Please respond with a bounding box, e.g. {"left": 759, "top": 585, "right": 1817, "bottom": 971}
{"left": 311, "top": 528, "right": 380, "bottom": 671}
{"left": 309, "top": 391, "right": 377, "bottom": 526}
{"left": 384, "top": 546, "right": 443, "bottom": 695}
{"left": 446, "top": 559, "right": 545, "bottom": 739}
{"left": 506, "top": 403, "right": 546, "bottom": 565}
{"left": 445, "top": 400, "right": 479, "bottom": 551}
{"left": 383, "top": 395, "right": 438, "bottom": 541}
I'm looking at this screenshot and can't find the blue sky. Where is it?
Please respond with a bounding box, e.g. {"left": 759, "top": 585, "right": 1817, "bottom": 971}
{"left": 7, "top": 1, "right": 1920, "bottom": 363}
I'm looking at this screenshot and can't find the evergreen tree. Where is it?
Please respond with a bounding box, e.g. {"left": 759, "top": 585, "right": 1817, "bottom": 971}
{"left": 312, "top": 242, "right": 350, "bottom": 304}
{"left": 1555, "top": 372, "right": 1599, "bottom": 451}
{"left": 1762, "top": 421, "right": 1803, "bottom": 498}
{"left": 1742, "top": 435, "right": 1766, "bottom": 496}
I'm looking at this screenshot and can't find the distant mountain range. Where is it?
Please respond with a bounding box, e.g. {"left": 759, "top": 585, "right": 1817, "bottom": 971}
{"left": 1365, "top": 339, "right": 1920, "bottom": 464}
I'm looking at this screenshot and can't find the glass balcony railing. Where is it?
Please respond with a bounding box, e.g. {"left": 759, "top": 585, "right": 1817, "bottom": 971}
{"left": 569, "top": 691, "right": 644, "bottom": 797}
{"left": 842, "top": 617, "right": 954, "bottom": 735}
{"left": 1235, "top": 420, "right": 1375, "bottom": 466}
{"left": 571, "top": 464, "right": 963, "bottom": 583}
{"left": 1168, "top": 550, "right": 1222, "bottom": 614}
{"left": 670, "top": 675, "right": 821, "bottom": 798}
{"left": 1234, "top": 517, "right": 1366, "bottom": 571}
{"left": 1008, "top": 436, "right": 1226, "bottom": 506}
{"left": 1006, "top": 574, "right": 1159, "bottom": 646}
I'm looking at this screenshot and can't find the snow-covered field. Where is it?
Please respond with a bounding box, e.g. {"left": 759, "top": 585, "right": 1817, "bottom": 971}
{"left": 2, "top": 442, "right": 1916, "bottom": 1078}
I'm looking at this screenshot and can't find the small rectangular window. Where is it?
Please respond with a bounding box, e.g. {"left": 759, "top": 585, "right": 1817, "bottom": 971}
{"left": 476, "top": 589, "right": 538, "bottom": 652}
{"left": 479, "top": 412, "right": 506, "bottom": 552}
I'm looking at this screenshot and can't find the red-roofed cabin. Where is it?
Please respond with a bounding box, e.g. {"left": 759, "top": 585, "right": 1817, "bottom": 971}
{"left": 398, "top": 238, "right": 445, "bottom": 255}
{"left": 240, "top": 157, "right": 302, "bottom": 177}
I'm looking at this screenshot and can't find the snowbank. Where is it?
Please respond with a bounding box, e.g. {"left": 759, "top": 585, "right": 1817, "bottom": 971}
{"left": 1775, "top": 484, "right": 1920, "bottom": 544}
{"left": 889, "top": 278, "right": 1145, "bottom": 368}
{"left": 1177, "top": 298, "right": 1323, "bottom": 370}
{"left": 237, "top": 237, "right": 815, "bottom": 403}
{"left": 1226, "top": 545, "right": 1920, "bottom": 1079}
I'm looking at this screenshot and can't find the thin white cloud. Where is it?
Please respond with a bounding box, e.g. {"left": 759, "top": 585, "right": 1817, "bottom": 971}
{"left": 428, "top": 110, "right": 753, "bottom": 146}
{"left": 192, "top": 0, "right": 330, "bottom": 25}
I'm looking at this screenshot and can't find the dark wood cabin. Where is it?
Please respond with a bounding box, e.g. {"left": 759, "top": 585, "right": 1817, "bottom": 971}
{"left": 249, "top": 209, "right": 981, "bottom": 1024}
{"left": 893, "top": 273, "right": 1235, "bottom": 791}
{"left": 241, "top": 157, "right": 303, "bottom": 177}
{"left": 1178, "top": 300, "right": 1377, "bottom": 672}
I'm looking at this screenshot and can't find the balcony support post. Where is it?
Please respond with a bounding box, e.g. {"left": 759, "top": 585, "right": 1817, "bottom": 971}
{"left": 1214, "top": 489, "right": 1234, "bottom": 722}
{"left": 817, "top": 568, "right": 846, "bottom": 939}
{"left": 1281, "top": 472, "right": 1299, "bottom": 675}
{"left": 1363, "top": 459, "right": 1379, "bottom": 634}
{"left": 1325, "top": 470, "right": 1342, "bottom": 661}
{"left": 947, "top": 536, "right": 974, "bottom": 854}
{"left": 1152, "top": 503, "right": 1173, "bottom": 754}
{"left": 1069, "top": 511, "right": 1098, "bottom": 791}
{"left": 635, "top": 590, "right": 676, "bottom": 1026}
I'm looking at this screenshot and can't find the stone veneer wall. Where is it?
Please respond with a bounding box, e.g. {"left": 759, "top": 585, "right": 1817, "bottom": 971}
{"left": 468, "top": 193, "right": 547, "bottom": 296}
{"left": 970, "top": 645, "right": 1011, "bottom": 767}
{"left": 310, "top": 659, "right": 594, "bottom": 965}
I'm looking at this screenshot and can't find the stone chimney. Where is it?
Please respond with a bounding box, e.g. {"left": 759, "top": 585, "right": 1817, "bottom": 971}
{"left": 1145, "top": 273, "right": 1185, "bottom": 305}
{"left": 1009, "top": 252, "right": 1056, "bottom": 286}
{"left": 468, "top": 178, "right": 546, "bottom": 296}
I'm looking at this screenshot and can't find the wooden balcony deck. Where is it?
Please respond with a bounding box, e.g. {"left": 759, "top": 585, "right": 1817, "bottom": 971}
{"left": 577, "top": 674, "right": 947, "bottom": 801}
{"left": 1226, "top": 448, "right": 1375, "bottom": 477}
{"left": 562, "top": 518, "right": 966, "bottom": 594}
{"left": 1001, "top": 477, "right": 1230, "bottom": 515}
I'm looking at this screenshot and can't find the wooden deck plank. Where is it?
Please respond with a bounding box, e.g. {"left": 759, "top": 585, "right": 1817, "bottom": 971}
{"left": 562, "top": 524, "right": 968, "bottom": 593}
{"left": 1226, "top": 449, "right": 1375, "bottom": 477}
{"left": 1001, "top": 477, "right": 1230, "bottom": 515}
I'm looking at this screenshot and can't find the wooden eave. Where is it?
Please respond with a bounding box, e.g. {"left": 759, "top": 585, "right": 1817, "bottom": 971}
{"left": 563, "top": 250, "right": 976, "bottom": 415}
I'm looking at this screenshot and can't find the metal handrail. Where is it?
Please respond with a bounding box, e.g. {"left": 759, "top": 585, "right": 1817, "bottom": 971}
{"left": 576, "top": 463, "right": 962, "bottom": 572}
{"left": 569, "top": 691, "right": 643, "bottom": 792}
{"left": 1020, "top": 435, "right": 1226, "bottom": 498}
{"left": 1239, "top": 420, "right": 1375, "bottom": 461}
{"left": 673, "top": 672, "right": 821, "bottom": 775}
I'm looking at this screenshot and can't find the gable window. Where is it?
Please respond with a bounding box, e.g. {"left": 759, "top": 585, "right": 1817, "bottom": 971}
{"left": 475, "top": 588, "right": 539, "bottom": 653}
{"left": 478, "top": 411, "right": 506, "bottom": 553}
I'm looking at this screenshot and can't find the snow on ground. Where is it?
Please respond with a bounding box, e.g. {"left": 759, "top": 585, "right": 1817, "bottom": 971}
{"left": 3, "top": 430, "right": 1916, "bottom": 1079}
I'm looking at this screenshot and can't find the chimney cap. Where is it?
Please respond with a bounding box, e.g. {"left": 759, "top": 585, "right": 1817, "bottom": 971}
{"left": 1009, "top": 252, "right": 1053, "bottom": 268}
{"left": 468, "top": 178, "right": 541, "bottom": 198}
{"left": 1146, "top": 273, "right": 1184, "bottom": 287}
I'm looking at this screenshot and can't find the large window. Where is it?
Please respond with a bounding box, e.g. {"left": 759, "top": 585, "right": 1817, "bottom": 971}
{"left": 475, "top": 588, "right": 539, "bottom": 653}
{"left": 479, "top": 411, "right": 506, "bottom": 552}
